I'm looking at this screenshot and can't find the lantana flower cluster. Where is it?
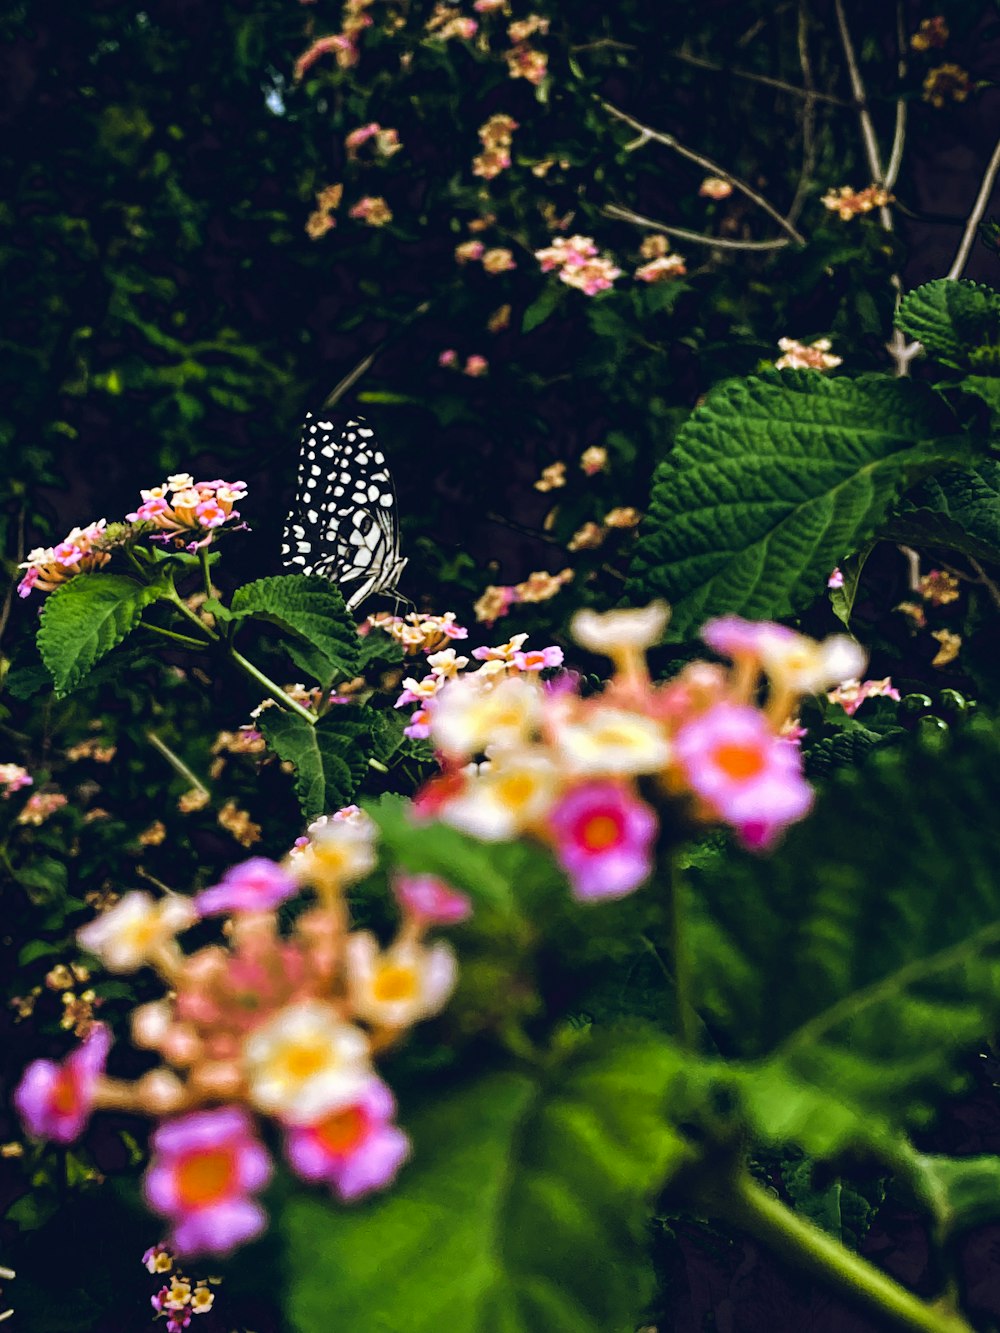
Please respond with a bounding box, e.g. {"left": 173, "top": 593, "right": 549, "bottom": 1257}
{"left": 0, "top": 764, "right": 33, "bottom": 797}
{"left": 409, "top": 605, "right": 866, "bottom": 892}
{"left": 364, "top": 609, "right": 468, "bottom": 656}
{"left": 821, "top": 184, "right": 893, "bottom": 220}
{"left": 474, "top": 567, "right": 575, "bottom": 625}
{"left": 774, "top": 337, "right": 843, "bottom": 371}
{"left": 17, "top": 474, "right": 247, "bottom": 598}
{"left": 144, "top": 1244, "right": 216, "bottom": 1331}
{"left": 535, "top": 235, "right": 622, "bottom": 296}
{"left": 15, "top": 826, "right": 466, "bottom": 1258}
{"left": 344, "top": 121, "right": 401, "bottom": 160}
{"left": 922, "top": 63, "right": 971, "bottom": 107}
{"left": 473, "top": 112, "right": 518, "bottom": 180}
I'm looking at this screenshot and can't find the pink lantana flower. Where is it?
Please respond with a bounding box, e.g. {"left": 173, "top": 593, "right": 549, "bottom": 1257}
{"left": 438, "top": 349, "right": 458, "bottom": 368}
{"left": 464, "top": 355, "right": 489, "bottom": 377}
{"left": 701, "top": 616, "right": 796, "bottom": 661}
{"left": 14, "top": 1022, "right": 111, "bottom": 1143}
{"left": 394, "top": 874, "right": 473, "bottom": 926}
{"left": 547, "top": 781, "right": 657, "bottom": 901}
{"left": 144, "top": 1107, "right": 272, "bottom": 1257}
{"left": 512, "top": 646, "right": 564, "bottom": 671}
{"left": 284, "top": 1077, "right": 410, "bottom": 1201}
{"left": 195, "top": 858, "right": 299, "bottom": 918}
{"left": 674, "top": 702, "right": 813, "bottom": 850}
{"left": 827, "top": 677, "right": 900, "bottom": 716}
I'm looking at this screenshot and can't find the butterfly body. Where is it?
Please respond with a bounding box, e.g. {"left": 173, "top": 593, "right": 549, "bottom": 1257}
{"left": 282, "top": 411, "right": 407, "bottom": 610}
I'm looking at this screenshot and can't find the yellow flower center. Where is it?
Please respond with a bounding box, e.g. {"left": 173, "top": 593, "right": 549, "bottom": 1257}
{"left": 497, "top": 772, "right": 537, "bottom": 809}
{"left": 373, "top": 964, "right": 419, "bottom": 1003}
{"left": 279, "top": 1039, "right": 331, "bottom": 1082}
{"left": 175, "top": 1148, "right": 236, "bottom": 1209}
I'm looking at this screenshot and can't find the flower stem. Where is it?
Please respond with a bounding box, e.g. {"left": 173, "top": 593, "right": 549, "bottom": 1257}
{"left": 228, "top": 647, "right": 318, "bottom": 725}
{"left": 166, "top": 587, "right": 221, "bottom": 644}
{"left": 667, "top": 857, "right": 698, "bottom": 1050}
{"left": 711, "top": 1170, "right": 973, "bottom": 1333}
{"left": 142, "top": 622, "right": 212, "bottom": 651}
{"left": 146, "top": 731, "right": 209, "bottom": 798}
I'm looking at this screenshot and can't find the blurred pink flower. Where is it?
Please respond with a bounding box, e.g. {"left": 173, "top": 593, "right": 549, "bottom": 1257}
{"left": 15, "top": 1022, "right": 111, "bottom": 1143}
{"left": 394, "top": 874, "right": 472, "bottom": 926}
{"left": 284, "top": 1078, "right": 410, "bottom": 1201}
{"left": 547, "top": 781, "right": 656, "bottom": 900}
{"left": 195, "top": 858, "right": 299, "bottom": 918}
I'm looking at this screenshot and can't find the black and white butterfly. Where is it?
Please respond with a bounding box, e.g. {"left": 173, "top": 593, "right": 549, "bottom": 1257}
{"left": 281, "top": 411, "right": 408, "bottom": 610}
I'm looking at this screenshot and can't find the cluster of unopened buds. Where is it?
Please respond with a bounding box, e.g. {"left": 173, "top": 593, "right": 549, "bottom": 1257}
{"left": 535, "top": 235, "right": 622, "bottom": 296}
{"left": 821, "top": 184, "right": 893, "bottom": 221}
{"left": 14, "top": 814, "right": 467, "bottom": 1258}
{"left": 143, "top": 1245, "right": 216, "bottom": 1330}
{"left": 17, "top": 474, "right": 247, "bottom": 598}
{"left": 634, "top": 233, "right": 687, "bottom": 284}
{"left": 409, "top": 604, "right": 867, "bottom": 891}
{"left": 774, "top": 337, "right": 843, "bottom": 372}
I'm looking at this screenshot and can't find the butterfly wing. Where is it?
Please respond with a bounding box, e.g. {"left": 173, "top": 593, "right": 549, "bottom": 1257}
{"left": 281, "top": 412, "right": 407, "bottom": 610}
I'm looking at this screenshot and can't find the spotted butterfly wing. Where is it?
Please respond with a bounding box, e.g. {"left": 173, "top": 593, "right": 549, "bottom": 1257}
{"left": 281, "top": 411, "right": 407, "bottom": 610}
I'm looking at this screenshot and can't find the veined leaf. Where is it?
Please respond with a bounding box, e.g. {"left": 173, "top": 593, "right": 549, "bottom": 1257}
{"left": 626, "top": 371, "right": 968, "bottom": 638}
{"left": 37, "top": 573, "right": 170, "bottom": 696}
{"left": 896, "top": 279, "right": 1000, "bottom": 371}
{"left": 283, "top": 1032, "right": 692, "bottom": 1333}
{"left": 230, "top": 575, "right": 360, "bottom": 685}
{"left": 881, "top": 460, "right": 1000, "bottom": 565}
{"left": 828, "top": 543, "right": 874, "bottom": 629}
{"left": 688, "top": 721, "right": 1000, "bottom": 1157}
{"left": 258, "top": 708, "right": 372, "bottom": 820}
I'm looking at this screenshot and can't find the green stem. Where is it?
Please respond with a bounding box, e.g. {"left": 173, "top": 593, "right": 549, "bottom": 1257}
{"left": 712, "top": 1171, "right": 972, "bottom": 1333}
{"left": 229, "top": 648, "right": 318, "bottom": 725}
{"left": 142, "top": 622, "right": 212, "bottom": 651}
{"left": 198, "top": 547, "right": 213, "bottom": 600}
{"left": 146, "top": 731, "right": 210, "bottom": 797}
{"left": 667, "top": 856, "right": 698, "bottom": 1050}
{"left": 166, "top": 588, "right": 221, "bottom": 643}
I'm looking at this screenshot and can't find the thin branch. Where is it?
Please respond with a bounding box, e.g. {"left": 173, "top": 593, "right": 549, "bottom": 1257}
{"left": 786, "top": 0, "right": 818, "bottom": 228}
{"left": 146, "top": 730, "right": 210, "bottom": 798}
{"left": 833, "top": 0, "right": 887, "bottom": 194}
{"left": 945, "top": 135, "right": 1000, "bottom": 281}
{"left": 668, "top": 47, "right": 851, "bottom": 107}
{"left": 969, "top": 558, "right": 1000, "bottom": 613}
{"left": 601, "top": 101, "right": 806, "bottom": 246}
{"left": 884, "top": 0, "right": 908, "bottom": 190}
{"left": 601, "top": 202, "right": 791, "bottom": 251}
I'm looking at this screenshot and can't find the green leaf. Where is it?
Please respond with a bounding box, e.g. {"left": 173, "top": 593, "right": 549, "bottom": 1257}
{"left": 896, "top": 279, "right": 1000, "bottom": 371}
{"left": 36, "top": 574, "right": 169, "bottom": 696}
{"left": 258, "top": 708, "right": 372, "bottom": 820}
{"left": 882, "top": 460, "right": 1000, "bottom": 565}
{"left": 627, "top": 372, "right": 968, "bottom": 638}
{"left": 283, "top": 1032, "right": 692, "bottom": 1333}
{"left": 522, "top": 283, "right": 563, "bottom": 333}
{"left": 230, "top": 575, "right": 361, "bottom": 685}
{"left": 828, "top": 543, "right": 874, "bottom": 629}
{"left": 688, "top": 721, "right": 1000, "bottom": 1158}
{"left": 905, "top": 1151, "right": 1000, "bottom": 1236}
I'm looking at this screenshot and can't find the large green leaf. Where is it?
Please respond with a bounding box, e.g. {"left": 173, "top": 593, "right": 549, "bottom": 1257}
{"left": 229, "top": 575, "right": 361, "bottom": 684}
{"left": 687, "top": 721, "right": 1000, "bottom": 1158}
{"left": 626, "top": 371, "right": 968, "bottom": 638}
{"left": 881, "top": 460, "right": 1000, "bottom": 564}
{"left": 258, "top": 707, "right": 373, "bottom": 820}
{"left": 36, "top": 573, "right": 169, "bottom": 696}
{"left": 896, "top": 279, "right": 1000, "bottom": 371}
{"left": 283, "top": 1033, "right": 692, "bottom": 1333}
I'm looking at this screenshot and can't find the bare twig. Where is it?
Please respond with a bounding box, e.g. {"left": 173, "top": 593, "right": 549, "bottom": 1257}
{"left": 669, "top": 47, "right": 851, "bottom": 107}
{"left": 969, "top": 558, "right": 1000, "bottom": 613}
{"left": 833, "top": 0, "right": 887, "bottom": 196}
{"left": 945, "top": 135, "right": 1000, "bottom": 281}
{"left": 601, "top": 101, "right": 806, "bottom": 246}
{"left": 602, "top": 202, "right": 791, "bottom": 251}
{"left": 787, "top": 0, "right": 818, "bottom": 228}
{"left": 884, "top": 0, "right": 908, "bottom": 190}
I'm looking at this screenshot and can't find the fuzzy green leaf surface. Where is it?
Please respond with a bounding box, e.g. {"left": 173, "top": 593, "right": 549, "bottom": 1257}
{"left": 258, "top": 708, "right": 372, "bottom": 820}
{"left": 626, "top": 371, "right": 968, "bottom": 638}
{"left": 36, "top": 574, "right": 170, "bottom": 696}
{"left": 881, "top": 460, "right": 1000, "bottom": 565}
{"left": 896, "top": 280, "right": 1000, "bottom": 371}
{"left": 688, "top": 722, "right": 1000, "bottom": 1157}
{"left": 283, "top": 1033, "right": 691, "bottom": 1333}
{"left": 229, "top": 575, "right": 361, "bottom": 684}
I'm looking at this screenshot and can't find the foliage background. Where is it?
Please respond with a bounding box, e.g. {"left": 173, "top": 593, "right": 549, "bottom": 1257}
{"left": 2, "top": 0, "right": 1000, "bottom": 1329}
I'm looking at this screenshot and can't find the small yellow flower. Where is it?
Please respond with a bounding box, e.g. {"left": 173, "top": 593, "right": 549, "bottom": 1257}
{"left": 243, "top": 1001, "right": 372, "bottom": 1124}
{"left": 931, "top": 629, "right": 962, "bottom": 667}
{"left": 346, "top": 934, "right": 458, "bottom": 1028}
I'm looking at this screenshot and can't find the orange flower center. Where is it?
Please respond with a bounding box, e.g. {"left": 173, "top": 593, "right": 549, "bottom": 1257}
{"left": 498, "top": 773, "right": 536, "bottom": 808}
{"left": 280, "top": 1041, "right": 330, "bottom": 1082}
{"left": 175, "top": 1148, "right": 237, "bottom": 1209}
{"left": 51, "top": 1069, "right": 80, "bottom": 1117}
{"left": 373, "top": 964, "right": 419, "bottom": 1003}
{"left": 714, "top": 743, "right": 765, "bottom": 782}
{"left": 580, "top": 812, "right": 622, "bottom": 852}
{"left": 315, "top": 1105, "right": 367, "bottom": 1156}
